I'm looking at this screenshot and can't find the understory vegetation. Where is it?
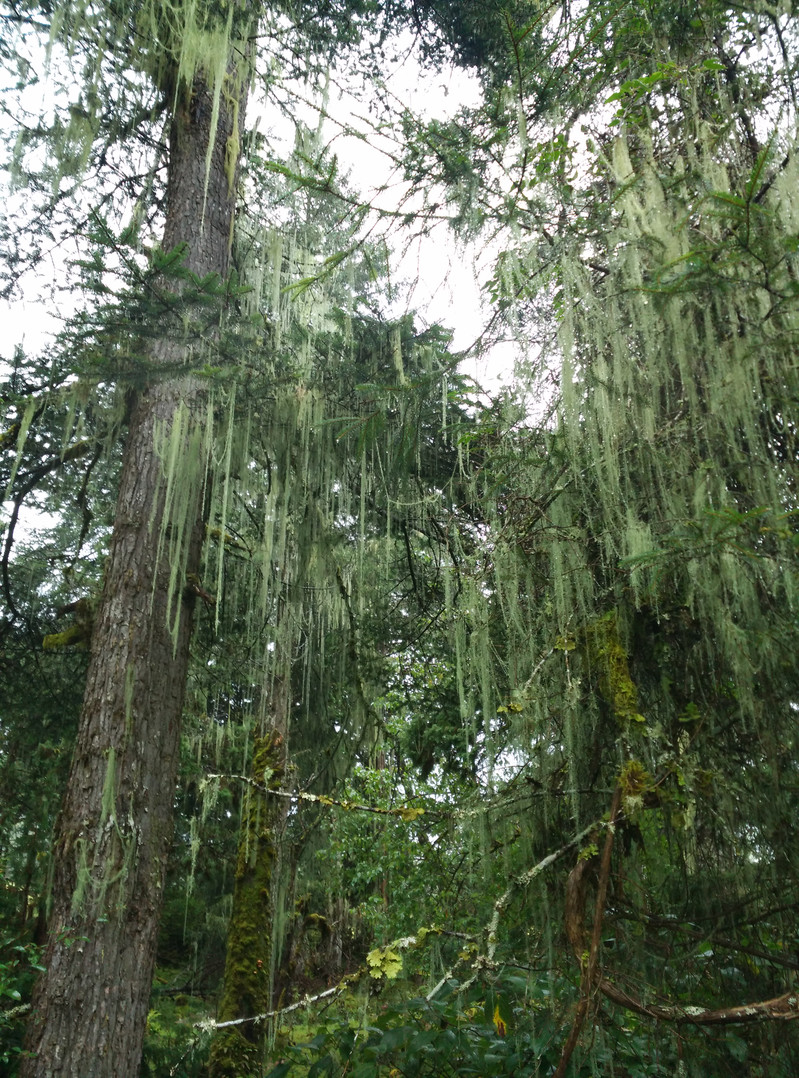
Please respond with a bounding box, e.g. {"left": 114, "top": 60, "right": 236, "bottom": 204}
{"left": 1, "top": 1, "right": 799, "bottom": 1076}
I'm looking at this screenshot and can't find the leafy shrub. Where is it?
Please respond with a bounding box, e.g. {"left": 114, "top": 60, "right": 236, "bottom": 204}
{"left": 0, "top": 936, "right": 44, "bottom": 1074}
{"left": 264, "top": 977, "right": 566, "bottom": 1078}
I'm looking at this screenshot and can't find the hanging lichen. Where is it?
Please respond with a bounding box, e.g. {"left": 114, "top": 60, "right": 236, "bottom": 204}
{"left": 394, "top": 7, "right": 799, "bottom": 1056}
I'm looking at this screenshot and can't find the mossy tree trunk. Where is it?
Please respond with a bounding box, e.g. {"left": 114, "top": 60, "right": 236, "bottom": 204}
{"left": 21, "top": 63, "right": 249, "bottom": 1078}
{"left": 208, "top": 721, "right": 288, "bottom": 1078}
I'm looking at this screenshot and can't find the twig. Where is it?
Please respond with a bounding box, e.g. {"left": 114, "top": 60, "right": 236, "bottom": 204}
{"left": 204, "top": 773, "right": 424, "bottom": 822}
{"left": 430, "top": 814, "right": 606, "bottom": 1001}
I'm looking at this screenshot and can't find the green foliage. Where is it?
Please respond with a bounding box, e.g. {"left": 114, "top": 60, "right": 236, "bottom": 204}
{"left": 4, "top": 1, "right": 799, "bottom": 1076}
{"left": 320, "top": 762, "right": 475, "bottom": 952}
{"left": 264, "top": 978, "right": 565, "bottom": 1078}
{"left": 264, "top": 974, "right": 700, "bottom": 1077}
{"left": 264, "top": 971, "right": 799, "bottom": 1078}
{"left": 0, "top": 938, "right": 44, "bottom": 1071}
{"left": 140, "top": 990, "right": 212, "bottom": 1077}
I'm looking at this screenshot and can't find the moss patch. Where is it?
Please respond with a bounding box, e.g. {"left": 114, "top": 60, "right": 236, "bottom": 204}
{"left": 583, "top": 611, "right": 645, "bottom": 726}
{"left": 208, "top": 732, "right": 285, "bottom": 1077}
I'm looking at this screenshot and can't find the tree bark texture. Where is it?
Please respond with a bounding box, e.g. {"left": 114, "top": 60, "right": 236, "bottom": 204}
{"left": 22, "top": 64, "right": 248, "bottom": 1078}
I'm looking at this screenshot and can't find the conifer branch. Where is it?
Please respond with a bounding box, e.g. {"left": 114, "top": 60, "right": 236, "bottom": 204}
{"left": 202, "top": 983, "right": 344, "bottom": 1032}
{"left": 2, "top": 439, "right": 93, "bottom": 627}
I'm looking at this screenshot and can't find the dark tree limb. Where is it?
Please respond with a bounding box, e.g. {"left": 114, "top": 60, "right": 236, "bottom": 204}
{"left": 599, "top": 979, "right": 799, "bottom": 1026}
{"left": 555, "top": 785, "right": 622, "bottom": 1078}
{"left": 559, "top": 791, "right": 799, "bottom": 1050}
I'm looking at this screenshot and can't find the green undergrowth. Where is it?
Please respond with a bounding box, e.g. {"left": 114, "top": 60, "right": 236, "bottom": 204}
{"left": 263, "top": 976, "right": 598, "bottom": 1078}
{"left": 141, "top": 973, "right": 213, "bottom": 1077}
{"left": 0, "top": 936, "right": 45, "bottom": 1073}
{"left": 263, "top": 974, "right": 799, "bottom": 1078}
{"left": 135, "top": 964, "right": 799, "bottom": 1078}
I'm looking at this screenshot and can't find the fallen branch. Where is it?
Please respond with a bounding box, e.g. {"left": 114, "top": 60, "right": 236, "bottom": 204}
{"left": 198, "top": 983, "right": 345, "bottom": 1033}
{"left": 599, "top": 980, "right": 799, "bottom": 1025}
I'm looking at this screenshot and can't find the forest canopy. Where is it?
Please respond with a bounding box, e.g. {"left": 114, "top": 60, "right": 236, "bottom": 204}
{"left": 1, "top": 1, "right": 799, "bottom": 1076}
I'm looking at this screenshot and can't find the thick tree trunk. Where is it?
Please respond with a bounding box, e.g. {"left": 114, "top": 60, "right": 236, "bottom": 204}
{"left": 22, "top": 65, "right": 248, "bottom": 1078}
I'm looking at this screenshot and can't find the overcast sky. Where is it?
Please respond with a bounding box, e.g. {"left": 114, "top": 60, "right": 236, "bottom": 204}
{"left": 1, "top": 31, "right": 515, "bottom": 393}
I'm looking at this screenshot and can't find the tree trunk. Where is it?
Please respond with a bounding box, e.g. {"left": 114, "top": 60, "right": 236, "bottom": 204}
{"left": 208, "top": 727, "right": 288, "bottom": 1078}
{"left": 22, "top": 63, "right": 248, "bottom": 1078}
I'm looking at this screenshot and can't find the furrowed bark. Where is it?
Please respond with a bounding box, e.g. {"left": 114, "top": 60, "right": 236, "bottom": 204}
{"left": 21, "top": 62, "right": 248, "bottom": 1078}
